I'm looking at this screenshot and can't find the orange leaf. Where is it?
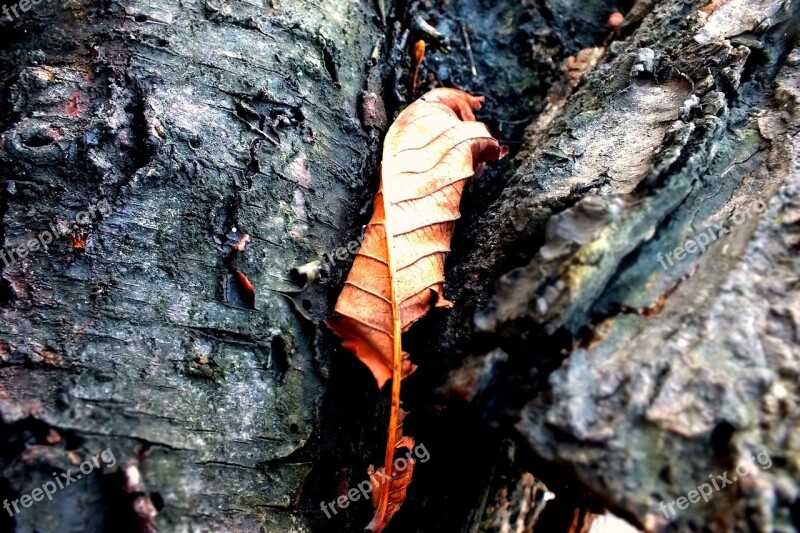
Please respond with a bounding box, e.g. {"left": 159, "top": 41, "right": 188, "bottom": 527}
{"left": 569, "top": 508, "right": 599, "bottom": 533}
{"left": 607, "top": 11, "right": 624, "bottom": 28}
{"left": 232, "top": 233, "right": 250, "bottom": 252}
{"left": 232, "top": 270, "right": 256, "bottom": 309}
{"left": 327, "top": 88, "right": 507, "bottom": 532}
{"left": 411, "top": 40, "right": 426, "bottom": 93}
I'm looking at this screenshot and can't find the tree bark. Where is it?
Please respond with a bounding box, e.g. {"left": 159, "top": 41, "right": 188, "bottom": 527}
{"left": 0, "top": 0, "right": 798, "bottom": 532}
{"left": 0, "top": 0, "right": 390, "bottom": 531}
{"left": 430, "top": 0, "right": 800, "bottom": 532}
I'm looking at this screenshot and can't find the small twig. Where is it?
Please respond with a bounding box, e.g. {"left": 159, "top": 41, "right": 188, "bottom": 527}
{"left": 461, "top": 23, "right": 477, "bottom": 77}
{"left": 375, "top": 0, "right": 386, "bottom": 26}
{"left": 226, "top": 110, "right": 280, "bottom": 146}
{"left": 414, "top": 16, "right": 450, "bottom": 50}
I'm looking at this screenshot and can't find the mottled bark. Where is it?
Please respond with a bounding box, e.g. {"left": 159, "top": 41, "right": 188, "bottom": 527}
{"left": 3, "top": 0, "right": 796, "bottom": 532}
{"left": 0, "top": 0, "right": 388, "bottom": 531}
{"left": 434, "top": 0, "right": 800, "bottom": 532}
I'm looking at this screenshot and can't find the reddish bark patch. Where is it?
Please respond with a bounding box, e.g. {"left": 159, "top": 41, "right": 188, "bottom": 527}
{"left": 66, "top": 91, "right": 82, "bottom": 118}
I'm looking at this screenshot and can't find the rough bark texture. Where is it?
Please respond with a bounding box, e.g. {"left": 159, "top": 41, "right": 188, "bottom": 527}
{"left": 431, "top": 0, "right": 800, "bottom": 532}
{"left": 0, "top": 0, "right": 389, "bottom": 531}
{"left": 1, "top": 0, "right": 798, "bottom": 532}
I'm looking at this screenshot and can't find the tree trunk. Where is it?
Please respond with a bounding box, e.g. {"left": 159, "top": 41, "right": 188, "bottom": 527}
{"left": 0, "top": 0, "right": 798, "bottom": 533}
{"left": 429, "top": 0, "right": 800, "bottom": 532}
{"left": 0, "top": 0, "right": 390, "bottom": 531}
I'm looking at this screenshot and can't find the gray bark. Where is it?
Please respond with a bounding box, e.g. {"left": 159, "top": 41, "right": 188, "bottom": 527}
{"left": 434, "top": 0, "right": 800, "bottom": 532}
{"left": 0, "top": 0, "right": 388, "bottom": 531}
{"left": 1, "top": 0, "right": 798, "bottom": 532}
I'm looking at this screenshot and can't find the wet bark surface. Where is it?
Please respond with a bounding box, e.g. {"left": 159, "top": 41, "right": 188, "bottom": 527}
{"left": 429, "top": 0, "right": 800, "bottom": 532}
{"left": 0, "top": 0, "right": 388, "bottom": 530}
{"left": 0, "top": 0, "right": 797, "bottom": 532}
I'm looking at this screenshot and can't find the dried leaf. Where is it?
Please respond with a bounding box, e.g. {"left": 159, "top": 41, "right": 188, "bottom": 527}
{"left": 411, "top": 40, "right": 426, "bottom": 93}
{"left": 569, "top": 508, "right": 599, "bottom": 533}
{"left": 327, "top": 88, "right": 507, "bottom": 532}
{"left": 232, "top": 233, "right": 250, "bottom": 252}
{"left": 607, "top": 11, "right": 624, "bottom": 28}
{"left": 232, "top": 270, "right": 256, "bottom": 309}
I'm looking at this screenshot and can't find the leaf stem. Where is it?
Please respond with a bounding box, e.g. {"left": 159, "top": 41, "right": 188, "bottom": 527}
{"left": 371, "top": 182, "right": 403, "bottom": 532}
